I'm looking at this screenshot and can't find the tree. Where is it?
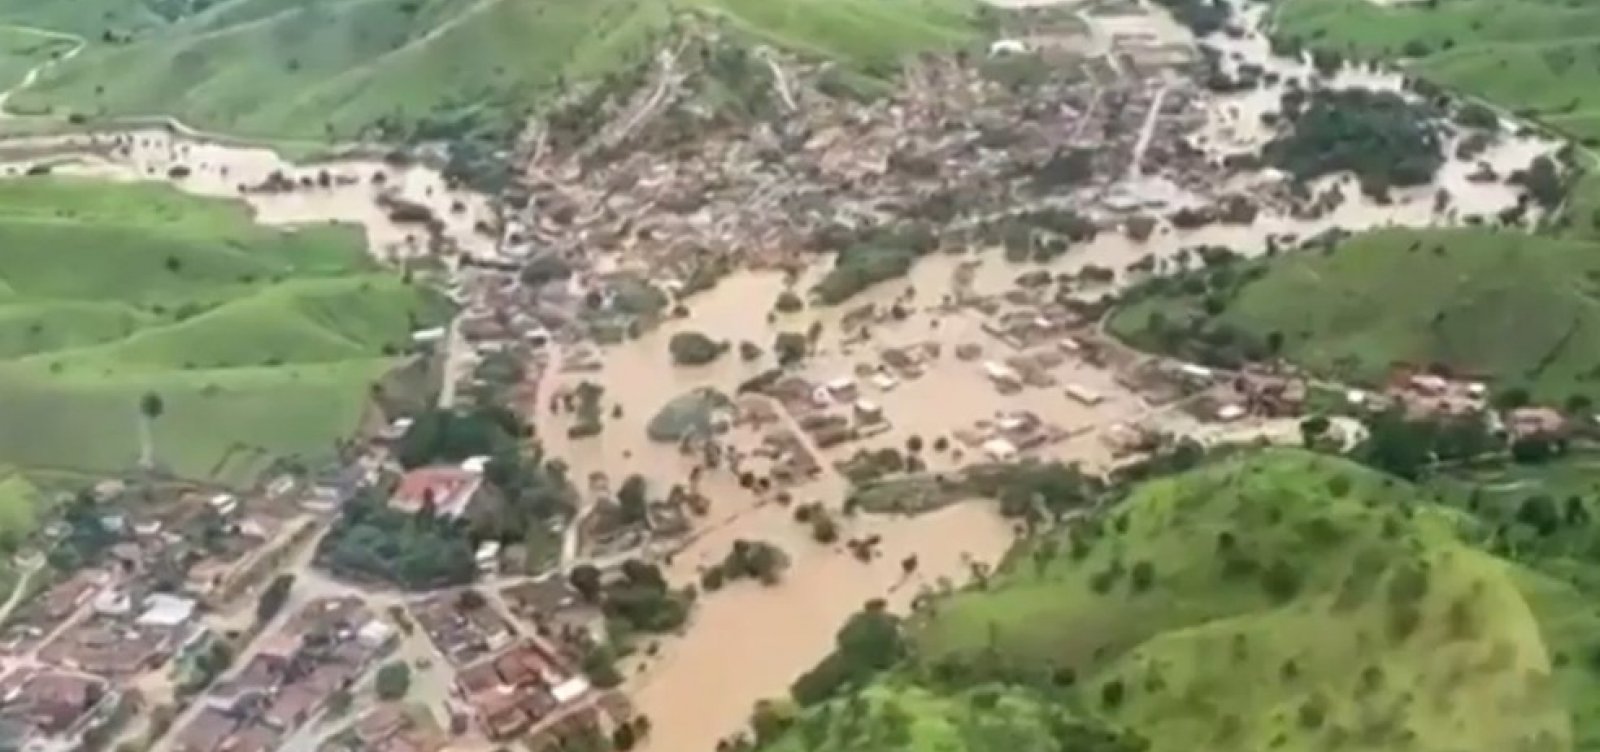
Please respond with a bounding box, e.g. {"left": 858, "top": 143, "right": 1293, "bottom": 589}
{"left": 375, "top": 662, "right": 411, "bottom": 700}
{"left": 612, "top": 721, "right": 638, "bottom": 751}
{"left": 773, "top": 291, "right": 804, "bottom": 313}
{"left": 1516, "top": 495, "right": 1561, "bottom": 536}
{"left": 569, "top": 564, "right": 603, "bottom": 603}
{"left": 774, "top": 332, "right": 808, "bottom": 366}
{"left": 1511, "top": 436, "right": 1558, "bottom": 465}
{"left": 255, "top": 574, "right": 295, "bottom": 623}
{"left": 1130, "top": 561, "right": 1155, "bottom": 592}
{"left": 583, "top": 643, "right": 623, "bottom": 688}
{"left": 618, "top": 475, "right": 648, "bottom": 524}
{"left": 1299, "top": 415, "right": 1330, "bottom": 447}
{"left": 750, "top": 699, "right": 798, "bottom": 745}
{"left": 1101, "top": 679, "right": 1125, "bottom": 709}
{"left": 137, "top": 392, "right": 164, "bottom": 469}
{"left": 668, "top": 331, "right": 727, "bottom": 365}
{"left": 1356, "top": 409, "right": 1433, "bottom": 480}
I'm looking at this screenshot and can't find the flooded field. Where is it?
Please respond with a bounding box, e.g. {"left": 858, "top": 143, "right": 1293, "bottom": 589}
{"left": 0, "top": 129, "right": 497, "bottom": 260}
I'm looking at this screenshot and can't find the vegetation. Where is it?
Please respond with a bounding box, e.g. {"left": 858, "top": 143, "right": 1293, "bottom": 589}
{"left": 1110, "top": 226, "right": 1600, "bottom": 401}
{"left": 255, "top": 573, "right": 295, "bottom": 623}
{"left": 375, "top": 661, "right": 411, "bottom": 700}
{"left": 4, "top": 0, "right": 983, "bottom": 148}
{"left": 703, "top": 539, "right": 788, "bottom": 588}
{"left": 1272, "top": 0, "right": 1600, "bottom": 145}
{"left": 646, "top": 387, "right": 732, "bottom": 442}
{"left": 780, "top": 449, "right": 1600, "bottom": 752}
{"left": 790, "top": 600, "right": 905, "bottom": 706}
{"left": 0, "top": 179, "right": 445, "bottom": 485}
{"left": 1264, "top": 88, "right": 1443, "bottom": 197}
{"left": 849, "top": 460, "right": 1098, "bottom": 517}
{"left": 668, "top": 330, "right": 728, "bottom": 366}
{"left": 0, "top": 469, "right": 46, "bottom": 555}
{"left": 600, "top": 559, "right": 693, "bottom": 636}
{"left": 811, "top": 224, "right": 936, "bottom": 304}
{"left": 395, "top": 405, "right": 526, "bottom": 468}
{"left": 316, "top": 488, "right": 476, "bottom": 589}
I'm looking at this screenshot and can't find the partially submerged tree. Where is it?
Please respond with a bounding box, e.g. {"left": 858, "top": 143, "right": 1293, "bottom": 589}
{"left": 138, "top": 391, "right": 164, "bottom": 469}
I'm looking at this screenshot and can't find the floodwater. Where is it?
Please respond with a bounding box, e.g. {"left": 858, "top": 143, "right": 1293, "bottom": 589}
{"left": 0, "top": 0, "right": 1570, "bottom": 747}
{"left": 530, "top": 267, "right": 1017, "bottom": 752}
{"left": 0, "top": 129, "right": 497, "bottom": 261}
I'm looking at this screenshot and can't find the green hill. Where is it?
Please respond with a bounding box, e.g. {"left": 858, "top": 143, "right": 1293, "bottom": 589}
{"left": 2, "top": 0, "right": 981, "bottom": 144}
{"left": 1109, "top": 227, "right": 1600, "bottom": 403}
{"left": 1272, "top": 0, "right": 1600, "bottom": 145}
{"left": 766, "top": 449, "right": 1600, "bottom": 752}
{"left": 0, "top": 177, "right": 445, "bottom": 485}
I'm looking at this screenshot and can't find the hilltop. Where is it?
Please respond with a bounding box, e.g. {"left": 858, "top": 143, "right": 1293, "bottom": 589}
{"left": 0, "top": 178, "right": 445, "bottom": 485}
{"left": 0, "top": 0, "right": 983, "bottom": 145}
{"left": 1108, "top": 227, "right": 1600, "bottom": 403}
{"left": 764, "top": 449, "right": 1600, "bottom": 752}
{"left": 1272, "top": 0, "right": 1600, "bottom": 145}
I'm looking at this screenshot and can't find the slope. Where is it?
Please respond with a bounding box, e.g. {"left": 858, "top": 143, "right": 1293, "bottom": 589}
{"left": 1108, "top": 227, "right": 1600, "bottom": 402}
{"left": 1272, "top": 0, "right": 1600, "bottom": 145}
{"left": 7, "top": 0, "right": 982, "bottom": 143}
{"left": 909, "top": 449, "right": 1589, "bottom": 752}
{"left": 761, "top": 450, "right": 1600, "bottom": 752}
{"left": 0, "top": 177, "right": 446, "bottom": 485}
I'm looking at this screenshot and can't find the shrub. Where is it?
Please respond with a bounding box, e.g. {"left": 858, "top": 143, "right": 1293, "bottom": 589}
{"left": 668, "top": 331, "right": 728, "bottom": 365}
{"left": 375, "top": 662, "right": 411, "bottom": 700}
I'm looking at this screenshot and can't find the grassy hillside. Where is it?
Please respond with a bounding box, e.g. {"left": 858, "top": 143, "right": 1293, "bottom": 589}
{"left": 4, "top": 0, "right": 980, "bottom": 144}
{"left": 1272, "top": 0, "right": 1600, "bottom": 145}
{"left": 0, "top": 177, "right": 445, "bottom": 485}
{"left": 1109, "top": 227, "right": 1600, "bottom": 402}
{"left": 763, "top": 682, "right": 1134, "bottom": 752}
{"left": 0, "top": 469, "right": 44, "bottom": 551}
{"left": 0, "top": 28, "right": 76, "bottom": 92}
{"left": 766, "top": 449, "right": 1600, "bottom": 752}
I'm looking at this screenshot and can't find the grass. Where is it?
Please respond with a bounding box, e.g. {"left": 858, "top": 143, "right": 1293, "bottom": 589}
{"left": 909, "top": 449, "right": 1588, "bottom": 752}
{"left": 763, "top": 682, "right": 1091, "bottom": 752}
{"left": 0, "top": 177, "right": 445, "bottom": 485}
{"left": 2, "top": 0, "right": 982, "bottom": 143}
{"left": 1272, "top": 0, "right": 1600, "bottom": 146}
{"left": 0, "top": 27, "right": 75, "bottom": 92}
{"left": 1109, "top": 226, "right": 1600, "bottom": 403}
{"left": 0, "top": 469, "right": 43, "bottom": 550}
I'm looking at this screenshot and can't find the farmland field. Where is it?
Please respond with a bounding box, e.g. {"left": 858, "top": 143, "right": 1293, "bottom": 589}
{"left": 0, "top": 178, "right": 445, "bottom": 485}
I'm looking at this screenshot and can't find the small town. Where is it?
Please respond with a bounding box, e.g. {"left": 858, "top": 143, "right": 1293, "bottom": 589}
{"left": 0, "top": 0, "right": 1588, "bottom": 749}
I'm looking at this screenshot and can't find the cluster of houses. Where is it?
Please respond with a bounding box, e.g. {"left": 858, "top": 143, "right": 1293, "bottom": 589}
{"left": 0, "top": 669, "right": 115, "bottom": 752}
{"left": 172, "top": 597, "right": 397, "bottom": 752}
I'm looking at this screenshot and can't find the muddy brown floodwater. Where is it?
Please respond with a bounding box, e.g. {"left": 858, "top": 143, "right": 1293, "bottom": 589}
{"left": 0, "top": 129, "right": 498, "bottom": 260}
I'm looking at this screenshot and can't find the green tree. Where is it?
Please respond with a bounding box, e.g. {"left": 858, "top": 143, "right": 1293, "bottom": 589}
{"left": 774, "top": 331, "right": 809, "bottom": 366}
{"left": 569, "top": 564, "right": 603, "bottom": 602}
{"left": 375, "top": 662, "right": 411, "bottom": 700}
{"left": 618, "top": 475, "right": 648, "bottom": 524}
{"left": 137, "top": 391, "right": 164, "bottom": 469}
{"left": 255, "top": 573, "right": 295, "bottom": 624}
{"left": 668, "top": 331, "right": 727, "bottom": 365}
